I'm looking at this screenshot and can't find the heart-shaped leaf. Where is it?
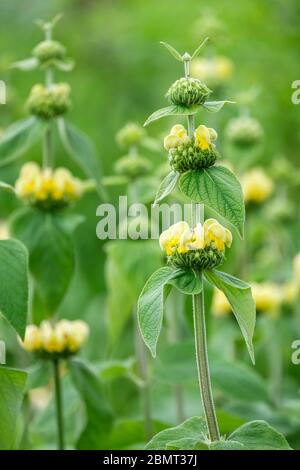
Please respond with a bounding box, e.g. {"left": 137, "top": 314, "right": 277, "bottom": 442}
{"left": 146, "top": 417, "right": 208, "bottom": 450}
{"left": 180, "top": 165, "right": 245, "bottom": 237}
{"left": 138, "top": 267, "right": 202, "bottom": 356}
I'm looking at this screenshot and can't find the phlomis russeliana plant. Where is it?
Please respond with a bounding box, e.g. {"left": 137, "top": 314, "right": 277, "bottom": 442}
{"left": 0, "top": 15, "right": 105, "bottom": 318}
{"left": 0, "top": 15, "right": 105, "bottom": 450}
{"left": 136, "top": 40, "right": 291, "bottom": 450}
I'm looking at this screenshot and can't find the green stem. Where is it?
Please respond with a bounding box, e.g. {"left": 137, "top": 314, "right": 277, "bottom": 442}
{"left": 170, "top": 50, "right": 219, "bottom": 441}
{"left": 192, "top": 275, "right": 220, "bottom": 442}
{"left": 43, "top": 27, "right": 54, "bottom": 169}
{"left": 133, "top": 308, "right": 153, "bottom": 440}
{"left": 53, "top": 358, "right": 65, "bottom": 450}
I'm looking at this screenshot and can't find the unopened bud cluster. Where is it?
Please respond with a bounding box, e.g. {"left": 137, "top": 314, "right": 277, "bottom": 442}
{"left": 15, "top": 162, "right": 84, "bottom": 210}
{"left": 167, "top": 77, "right": 211, "bottom": 106}
{"left": 27, "top": 83, "right": 71, "bottom": 119}
{"left": 241, "top": 167, "right": 273, "bottom": 204}
{"left": 164, "top": 124, "right": 218, "bottom": 172}
{"left": 116, "top": 122, "right": 145, "bottom": 148}
{"left": 225, "top": 116, "right": 263, "bottom": 148}
{"left": 21, "top": 320, "right": 89, "bottom": 358}
{"left": 114, "top": 154, "right": 152, "bottom": 179}
{"left": 32, "top": 40, "right": 66, "bottom": 65}
{"left": 159, "top": 219, "right": 232, "bottom": 271}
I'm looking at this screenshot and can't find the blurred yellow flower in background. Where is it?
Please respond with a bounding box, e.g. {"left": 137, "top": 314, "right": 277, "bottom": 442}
{"left": 15, "top": 162, "right": 84, "bottom": 209}
{"left": 251, "top": 282, "right": 282, "bottom": 315}
{"left": 191, "top": 56, "right": 234, "bottom": 88}
{"left": 21, "top": 320, "right": 89, "bottom": 356}
{"left": 241, "top": 168, "right": 274, "bottom": 204}
{"left": 212, "top": 288, "right": 231, "bottom": 316}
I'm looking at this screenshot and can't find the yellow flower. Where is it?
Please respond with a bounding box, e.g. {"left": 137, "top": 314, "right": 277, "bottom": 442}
{"left": 251, "top": 282, "right": 282, "bottom": 315}
{"left": 187, "top": 223, "right": 205, "bottom": 250}
{"left": 159, "top": 219, "right": 232, "bottom": 256}
{"left": 281, "top": 281, "right": 299, "bottom": 305}
{"left": 22, "top": 325, "right": 42, "bottom": 352}
{"left": 40, "top": 321, "right": 65, "bottom": 353}
{"left": 204, "top": 218, "right": 232, "bottom": 251}
{"left": 212, "top": 288, "right": 231, "bottom": 316}
{"left": 164, "top": 124, "right": 189, "bottom": 150}
{"left": 241, "top": 168, "right": 273, "bottom": 204}
{"left": 194, "top": 125, "right": 217, "bottom": 150}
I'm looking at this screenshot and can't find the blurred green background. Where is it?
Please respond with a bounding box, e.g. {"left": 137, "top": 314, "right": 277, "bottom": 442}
{"left": 1, "top": 0, "right": 300, "bottom": 450}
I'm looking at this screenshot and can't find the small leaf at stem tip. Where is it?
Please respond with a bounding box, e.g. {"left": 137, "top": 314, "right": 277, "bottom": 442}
{"left": 160, "top": 41, "right": 183, "bottom": 62}
{"left": 10, "top": 57, "right": 39, "bottom": 71}
{"left": 202, "top": 100, "right": 235, "bottom": 113}
{"left": 153, "top": 170, "right": 179, "bottom": 206}
{"left": 191, "top": 37, "right": 209, "bottom": 60}
{"left": 144, "top": 104, "right": 201, "bottom": 127}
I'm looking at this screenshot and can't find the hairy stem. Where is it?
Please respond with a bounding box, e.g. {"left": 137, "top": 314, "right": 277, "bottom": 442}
{"left": 192, "top": 275, "right": 220, "bottom": 441}
{"left": 53, "top": 359, "right": 65, "bottom": 450}
{"left": 43, "top": 26, "right": 54, "bottom": 169}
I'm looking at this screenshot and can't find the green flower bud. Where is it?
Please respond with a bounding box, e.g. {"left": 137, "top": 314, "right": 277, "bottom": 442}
{"left": 32, "top": 40, "right": 66, "bottom": 64}
{"left": 116, "top": 122, "right": 145, "bottom": 148}
{"left": 166, "top": 77, "right": 211, "bottom": 106}
{"left": 225, "top": 116, "right": 263, "bottom": 148}
{"left": 27, "top": 83, "right": 71, "bottom": 119}
{"left": 168, "top": 246, "right": 224, "bottom": 271}
{"left": 114, "top": 154, "right": 152, "bottom": 179}
{"left": 169, "top": 140, "right": 218, "bottom": 173}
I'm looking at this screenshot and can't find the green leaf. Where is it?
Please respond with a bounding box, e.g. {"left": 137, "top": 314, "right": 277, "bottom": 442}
{"left": 179, "top": 165, "right": 245, "bottom": 237}
{"left": 69, "top": 359, "right": 114, "bottom": 450}
{"left": 138, "top": 267, "right": 199, "bottom": 357}
{"left": 228, "top": 420, "right": 292, "bottom": 450}
{"left": 209, "top": 440, "right": 246, "bottom": 450}
{"left": 57, "top": 118, "right": 106, "bottom": 199}
{"left": 0, "top": 239, "right": 28, "bottom": 338}
{"left": 146, "top": 417, "right": 207, "bottom": 450}
{"left": 0, "top": 367, "right": 27, "bottom": 450}
{"left": 10, "top": 57, "right": 39, "bottom": 71}
{"left": 51, "top": 58, "right": 74, "bottom": 71}
{"left": 202, "top": 100, "right": 235, "bottom": 112}
{"left": 144, "top": 104, "right": 201, "bottom": 127}
{"left": 191, "top": 37, "right": 209, "bottom": 59}
{"left": 153, "top": 171, "right": 179, "bottom": 205}
{"left": 0, "top": 117, "right": 45, "bottom": 167}
{"left": 204, "top": 269, "right": 256, "bottom": 363}
{"left": 160, "top": 41, "right": 183, "bottom": 62}
{"left": 169, "top": 270, "right": 202, "bottom": 295}
{"left": 10, "top": 209, "right": 74, "bottom": 315}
